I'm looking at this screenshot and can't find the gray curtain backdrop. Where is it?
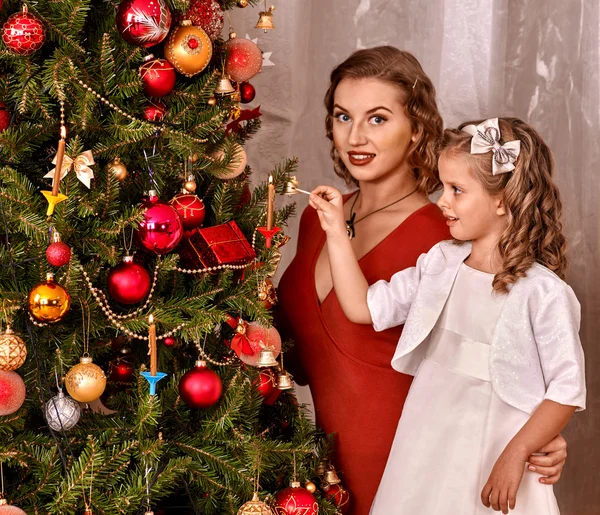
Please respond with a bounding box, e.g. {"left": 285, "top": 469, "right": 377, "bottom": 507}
{"left": 229, "top": 1, "right": 600, "bottom": 511}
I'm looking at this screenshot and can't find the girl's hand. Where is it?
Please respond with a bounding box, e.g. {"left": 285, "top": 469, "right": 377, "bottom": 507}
{"left": 309, "top": 185, "right": 346, "bottom": 237}
{"left": 527, "top": 433, "right": 567, "bottom": 484}
{"left": 481, "top": 446, "right": 526, "bottom": 514}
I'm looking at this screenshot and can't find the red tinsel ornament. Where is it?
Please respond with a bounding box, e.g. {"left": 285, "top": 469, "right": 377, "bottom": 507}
{"left": 137, "top": 192, "right": 184, "bottom": 254}
{"left": 239, "top": 82, "right": 256, "bottom": 104}
{"left": 323, "top": 483, "right": 351, "bottom": 514}
{"left": 143, "top": 100, "right": 167, "bottom": 122}
{"left": 255, "top": 368, "right": 281, "bottom": 406}
{"left": 0, "top": 370, "right": 26, "bottom": 415}
{"left": 186, "top": 0, "right": 224, "bottom": 41}
{"left": 116, "top": 0, "right": 172, "bottom": 47}
{"left": 0, "top": 102, "right": 11, "bottom": 132}
{"left": 274, "top": 482, "right": 319, "bottom": 515}
{"left": 224, "top": 36, "right": 263, "bottom": 83}
{"left": 179, "top": 360, "right": 222, "bottom": 408}
{"left": 169, "top": 192, "right": 205, "bottom": 230}
{"left": 1, "top": 5, "right": 46, "bottom": 56}
{"left": 107, "top": 256, "right": 151, "bottom": 304}
{"left": 140, "top": 56, "right": 176, "bottom": 97}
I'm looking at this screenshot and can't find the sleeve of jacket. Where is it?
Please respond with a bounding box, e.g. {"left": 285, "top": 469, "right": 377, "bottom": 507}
{"left": 534, "top": 281, "right": 586, "bottom": 411}
{"left": 366, "top": 244, "right": 436, "bottom": 332}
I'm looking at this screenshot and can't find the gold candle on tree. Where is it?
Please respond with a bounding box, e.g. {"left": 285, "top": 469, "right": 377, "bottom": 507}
{"left": 266, "top": 174, "right": 275, "bottom": 230}
{"left": 148, "top": 315, "right": 157, "bottom": 376}
{"left": 51, "top": 126, "right": 67, "bottom": 196}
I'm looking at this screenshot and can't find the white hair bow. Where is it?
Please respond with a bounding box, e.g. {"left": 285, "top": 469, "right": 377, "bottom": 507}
{"left": 462, "top": 118, "right": 521, "bottom": 175}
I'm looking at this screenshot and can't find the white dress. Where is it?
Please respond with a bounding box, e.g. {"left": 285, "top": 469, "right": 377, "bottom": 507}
{"left": 370, "top": 264, "right": 560, "bottom": 515}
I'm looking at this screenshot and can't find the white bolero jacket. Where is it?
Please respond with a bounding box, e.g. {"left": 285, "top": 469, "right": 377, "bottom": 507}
{"left": 367, "top": 240, "right": 586, "bottom": 414}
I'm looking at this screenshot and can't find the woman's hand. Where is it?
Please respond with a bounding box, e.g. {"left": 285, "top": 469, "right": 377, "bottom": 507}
{"left": 481, "top": 445, "right": 527, "bottom": 514}
{"left": 309, "top": 185, "right": 346, "bottom": 238}
{"left": 527, "top": 433, "right": 567, "bottom": 484}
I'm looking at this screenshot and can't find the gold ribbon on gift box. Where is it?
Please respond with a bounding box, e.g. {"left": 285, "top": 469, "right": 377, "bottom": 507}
{"left": 44, "top": 150, "right": 95, "bottom": 189}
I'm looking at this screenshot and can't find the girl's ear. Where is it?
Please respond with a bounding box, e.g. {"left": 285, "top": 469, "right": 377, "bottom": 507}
{"left": 496, "top": 197, "right": 506, "bottom": 216}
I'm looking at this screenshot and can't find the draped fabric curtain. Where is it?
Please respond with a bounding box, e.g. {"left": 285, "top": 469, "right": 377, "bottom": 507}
{"left": 230, "top": 1, "right": 599, "bottom": 511}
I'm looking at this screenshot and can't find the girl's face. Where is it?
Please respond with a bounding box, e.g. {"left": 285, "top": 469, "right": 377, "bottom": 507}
{"left": 437, "top": 152, "right": 507, "bottom": 245}
{"left": 332, "top": 78, "right": 417, "bottom": 183}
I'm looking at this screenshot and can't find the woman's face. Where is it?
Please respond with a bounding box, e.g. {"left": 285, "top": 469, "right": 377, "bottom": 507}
{"left": 332, "top": 78, "right": 417, "bottom": 183}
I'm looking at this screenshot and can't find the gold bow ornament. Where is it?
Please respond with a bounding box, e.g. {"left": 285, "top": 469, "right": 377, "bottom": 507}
{"left": 44, "top": 150, "right": 95, "bottom": 189}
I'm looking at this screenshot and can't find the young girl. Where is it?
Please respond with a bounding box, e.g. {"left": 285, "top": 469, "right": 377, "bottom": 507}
{"left": 309, "top": 117, "right": 586, "bottom": 514}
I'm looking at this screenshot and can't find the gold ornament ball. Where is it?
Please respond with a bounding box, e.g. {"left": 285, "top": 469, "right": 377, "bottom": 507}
{"left": 237, "top": 492, "right": 274, "bottom": 515}
{"left": 0, "top": 327, "right": 27, "bottom": 371}
{"left": 207, "top": 96, "right": 217, "bottom": 106}
{"left": 212, "top": 143, "right": 247, "bottom": 179}
{"left": 109, "top": 157, "right": 128, "bottom": 182}
{"left": 65, "top": 356, "right": 107, "bottom": 403}
{"left": 305, "top": 481, "right": 317, "bottom": 494}
{"left": 184, "top": 178, "right": 197, "bottom": 193}
{"left": 28, "top": 273, "right": 71, "bottom": 323}
{"left": 165, "top": 21, "right": 213, "bottom": 78}
{"left": 238, "top": 0, "right": 249, "bottom": 6}
{"left": 190, "top": 153, "right": 199, "bottom": 163}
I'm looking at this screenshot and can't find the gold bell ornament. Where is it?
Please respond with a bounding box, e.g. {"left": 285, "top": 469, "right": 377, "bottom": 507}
{"left": 276, "top": 352, "right": 293, "bottom": 391}
{"left": 256, "top": 346, "right": 278, "bottom": 368}
{"left": 214, "top": 73, "right": 236, "bottom": 96}
{"left": 316, "top": 458, "right": 330, "bottom": 477}
{"left": 255, "top": 4, "right": 275, "bottom": 32}
{"left": 237, "top": 492, "right": 274, "bottom": 515}
{"left": 324, "top": 465, "right": 342, "bottom": 485}
{"left": 0, "top": 325, "right": 27, "bottom": 371}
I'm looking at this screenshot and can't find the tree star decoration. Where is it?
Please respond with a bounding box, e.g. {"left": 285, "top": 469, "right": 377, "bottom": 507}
{"left": 44, "top": 150, "right": 95, "bottom": 189}
{"left": 245, "top": 34, "right": 274, "bottom": 67}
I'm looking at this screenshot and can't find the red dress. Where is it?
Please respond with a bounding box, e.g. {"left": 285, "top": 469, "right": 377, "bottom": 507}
{"left": 277, "top": 200, "right": 450, "bottom": 515}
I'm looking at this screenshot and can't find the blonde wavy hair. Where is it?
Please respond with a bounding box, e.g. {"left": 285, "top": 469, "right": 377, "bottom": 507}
{"left": 324, "top": 46, "right": 443, "bottom": 194}
{"left": 440, "top": 118, "right": 567, "bottom": 293}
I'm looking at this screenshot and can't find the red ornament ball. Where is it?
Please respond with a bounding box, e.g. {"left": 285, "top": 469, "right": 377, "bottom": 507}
{"left": 2, "top": 5, "right": 46, "bottom": 56}
{"left": 46, "top": 241, "right": 71, "bottom": 267}
{"left": 186, "top": 0, "right": 224, "bottom": 41}
{"left": 239, "top": 82, "right": 256, "bottom": 104}
{"left": 140, "top": 57, "right": 176, "bottom": 97}
{"left": 324, "top": 483, "right": 351, "bottom": 514}
{"left": 169, "top": 193, "right": 205, "bottom": 230}
{"left": 274, "top": 484, "right": 319, "bottom": 515}
{"left": 255, "top": 368, "right": 281, "bottom": 406}
{"left": 0, "top": 504, "right": 27, "bottom": 515}
{"left": 236, "top": 322, "right": 281, "bottom": 367}
{"left": 109, "top": 358, "right": 135, "bottom": 383}
{"left": 163, "top": 336, "right": 176, "bottom": 347}
{"left": 138, "top": 194, "right": 184, "bottom": 254}
{"left": 0, "top": 102, "right": 11, "bottom": 132}
{"left": 107, "top": 256, "right": 151, "bottom": 304}
{"left": 0, "top": 370, "right": 26, "bottom": 416}
{"left": 224, "top": 37, "right": 263, "bottom": 83}
{"left": 116, "top": 0, "right": 172, "bottom": 47}
{"left": 143, "top": 100, "right": 167, "bottom": 122}
{"left": 179, "top": 361, "right": 222, "bottom": 408}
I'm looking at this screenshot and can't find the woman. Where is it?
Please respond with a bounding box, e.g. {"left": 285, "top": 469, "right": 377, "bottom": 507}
{"left": 276, "top": 47, "right": 567, "bottom": 515}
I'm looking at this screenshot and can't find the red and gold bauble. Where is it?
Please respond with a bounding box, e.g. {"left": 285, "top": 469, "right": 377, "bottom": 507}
{"left": 224, "top": 36, "right": 263, "bottom": 83}
{"left": 212, "top": 143, "right": 247, "bottom": 179}
{"left": 165, "top": 20, "right": 212, "bottom": 78}
{"left": 107, "top": 256, "right": 151, "bottom": 304}
{"left": 186, "top": 0, "right": 224, "bottom": 41}
{"left": 274, "top": 482, "right": 319, "bottom": 515}
{"left": 143, "top": 100, "right": 167, "bottom": 122}
{"left": 109, "top": 358, "right": 135, "bottom": 383}
{"left": 178, "top": 360, "right": 222, "bottom": 408}
{"left": 0, "top": 370, "right": 26, "bottom": 416}
{"left": 255, "top": 368, "right": 280, "bottom": 406}
{"left": 237, "top": 322, "right": 281, "bottom": 367}
{"left": 65, "top": 355, "right": 107, "bottom": 403}
{"left": 116, "top": 0, "right": 171, "bottom": 47}
{"left": 1, "top": 5, "right": 46, "bottom": 56}
{"left": 0, "top": 102, "right": 10, "bottom": 132}
{"left": 258, "top": 278, "right": 277, "bottom": 309}
{"left": 323, "top": 484, "right": 350, "bottom": 514}
{"left": 46, "top": 232, "right": 71, "bottom": 267}
{"left": 140, "top": 56, "right": 176, "bottom": 97}
{"left": 0, "top": 326, "right": 27, "bottom": 371}
{"left": 163, "top": 336, "right": 176, "bottom": 347}
{"left": 239, "top": 82, "right": 256, "bottom": 104}
{"left": 138, "top": 192, "right": 184, "bottom": 255}
{"left": 27, "top": 273, "right": 71, "bottom": 323}
{"left": 169, "top": 192, "right": 205, "bottom": 230}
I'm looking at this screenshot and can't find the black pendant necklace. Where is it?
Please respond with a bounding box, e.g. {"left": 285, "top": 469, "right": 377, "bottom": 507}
{"left": 346, "top": 188, "right": 418, "bottom": 240}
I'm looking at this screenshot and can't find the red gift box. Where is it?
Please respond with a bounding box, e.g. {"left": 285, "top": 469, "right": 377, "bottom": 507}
{"left": 179, "top": 220, "right": 256, "bottom": 269}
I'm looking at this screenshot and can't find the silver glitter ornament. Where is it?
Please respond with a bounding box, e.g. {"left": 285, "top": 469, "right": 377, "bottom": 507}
{"left": 45, "top": 389, "right": 81, "bottom": 431}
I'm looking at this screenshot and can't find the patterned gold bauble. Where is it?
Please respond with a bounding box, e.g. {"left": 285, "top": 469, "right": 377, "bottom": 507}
{"left": 27, "top": 273, "right": 71, "bottom": 323}
{"left": 0, "top": 326, "right": 27, "bottom": 371}
{"left": 65, "top": 355, "right": 106, "bottom": 403}
{"left": 165, "top": 20, "right": 212, "bottom": 77}
{"left": 109, "top": 157, "right": 128, "bottom": 181}
{"left": 237, "top": 492, "right": 274, "bottom": 515}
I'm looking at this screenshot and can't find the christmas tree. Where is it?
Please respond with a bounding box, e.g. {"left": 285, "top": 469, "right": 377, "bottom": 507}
{"left": 0, "top": 1, "right": 341, "bottom": 513}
